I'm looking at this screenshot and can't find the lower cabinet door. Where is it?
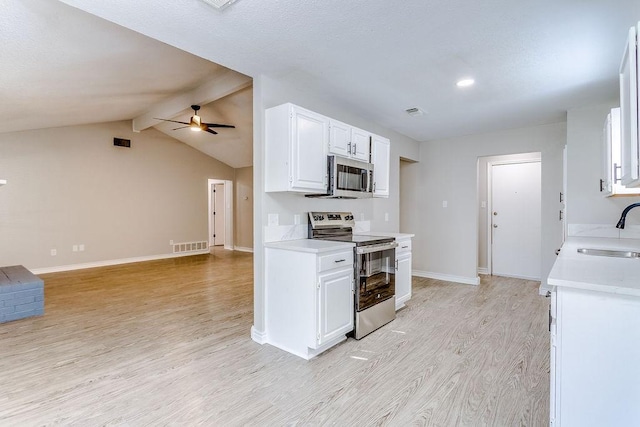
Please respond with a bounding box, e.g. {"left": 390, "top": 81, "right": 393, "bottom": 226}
{"left": 395, "top": 252, "right": 412, "bottom": 308}
{"left": 316, "top": 268, "right": 354, "bottom": 347}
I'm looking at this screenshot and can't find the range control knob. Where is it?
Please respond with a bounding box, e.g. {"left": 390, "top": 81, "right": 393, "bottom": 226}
{"left": 313, "top": 215, "right": 320, "bottom": 221}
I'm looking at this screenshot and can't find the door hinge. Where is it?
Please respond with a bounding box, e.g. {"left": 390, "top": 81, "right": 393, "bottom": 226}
{"left": 317, "top": 281, "right": 320, "bottom": 289}
{"left": 317, "top": 333, "right": 320, "bottom": 341}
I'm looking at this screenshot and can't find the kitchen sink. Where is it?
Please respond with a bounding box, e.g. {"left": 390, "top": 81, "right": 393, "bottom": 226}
{"left": 577, "top": 248, "right": 640, "bottom": 258}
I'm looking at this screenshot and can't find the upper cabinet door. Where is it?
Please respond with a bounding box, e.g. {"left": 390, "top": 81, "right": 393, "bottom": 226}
{"left": 351, "top": 127, "right": 372, "bottom": 162}
{"left": 371, "top": 135, "right": 390, "bottom": 198}
{"left": 291, "top": 106, "right": 329, "bottom": 192}
{"left": 328, "top": 119, "right": 351, "bottom": 158}
{"left": 620, "top": 24, "right": 639, "bottom": 187}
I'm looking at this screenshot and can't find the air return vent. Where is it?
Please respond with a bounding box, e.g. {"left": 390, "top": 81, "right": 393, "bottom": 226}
{"left": 173, "top": 241, "right": 208, "bottom": 254}
{"left": 405, "top": 107, "right": 425, "bottom": 117}
{"left": 200, "top": 0, "right": 238, "bottom": 10}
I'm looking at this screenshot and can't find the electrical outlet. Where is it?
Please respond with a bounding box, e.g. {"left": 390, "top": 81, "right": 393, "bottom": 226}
{"left": 481, "top": 201, "right": 487, "bottom": 208}
{"left": 294, "top": 214, "right": 300, "bottom": 225}
{"left": 169, "top": 240, "right": 174, "bottom": 245}
{"left": 79, "top": 244, "right": 85, "bottom": 252}
{"left": 360, "top": 213, "right": 365, "bottom": 221}
{"left": 50, "top": 249, "right": 57, "bottom": 256}
{"left": 384, "top": 213, "right": 389, "bottom": 222}
{"left": 442, "top": 201, "right": 448, "bottom": 208}
{"left": 268, "top": 213, "right": 279, "bottom": 226}
{"left": 72, "top": 245, "right": 78, "bottom": 252}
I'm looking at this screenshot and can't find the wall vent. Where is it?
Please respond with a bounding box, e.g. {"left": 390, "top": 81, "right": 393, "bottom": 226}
{"left": 405, "top": 107, "right": 425, "bottom": 117}
{"left": 200, "top": 0, "right": 238, "bottom": 10}
{"left": 173, "top": 241, "right": 208, "bottom": 254}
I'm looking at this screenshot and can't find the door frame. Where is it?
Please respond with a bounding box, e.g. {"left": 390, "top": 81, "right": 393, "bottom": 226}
{"left": 208, "top": 179, "right": 234, "bottom": 250}
{"left": 486, "top": 157, "right": 541, "bottom": 276}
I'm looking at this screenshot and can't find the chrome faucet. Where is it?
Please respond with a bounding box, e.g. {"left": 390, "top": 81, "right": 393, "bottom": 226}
{"left": 615, "top": 202, "right": 640, "bottom": 229}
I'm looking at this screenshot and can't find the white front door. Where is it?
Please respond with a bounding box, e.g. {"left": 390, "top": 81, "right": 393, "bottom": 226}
{"left": 491, "top": 161, "right": 541, "bottom": 280}
{"left": 213, "top": 183, "right": 225, "bottom": 246}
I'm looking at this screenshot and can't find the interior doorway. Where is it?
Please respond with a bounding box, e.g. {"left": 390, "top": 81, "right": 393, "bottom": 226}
{"left": 208, "top": 179, "right": 234, "bottom": 250}
{"left": 489, "top": 159, "right": 541, "bottom": 280}
{"left": 477, "top": 152, "right": 542, "bottom": 279}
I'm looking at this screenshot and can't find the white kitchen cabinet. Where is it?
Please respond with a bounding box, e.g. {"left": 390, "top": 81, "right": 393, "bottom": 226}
{"left": 371, "top": 134, "right": 390, "bottom": 198}
{"left": 395, "top": 237, "right": 412, "bottom": 310}
{"left": 548, "top": 237, "right": 640, "bottom": 426}
{"left": 601, "top": 108, "right": 640, "bottom": 196}
{"left": 549, "top": 286, "right": 640, "bottom": 426}
{"left": 328, "top": 119, "right": 371, "bottom": 162}
{"left": 265, "top": 241, "right": 354, "bottom": 360}
{"left": 265, "top": 103, "right": 329, "bottom": 194}
{"left": 619, "top": 23, "right": 640, "bottom": 187}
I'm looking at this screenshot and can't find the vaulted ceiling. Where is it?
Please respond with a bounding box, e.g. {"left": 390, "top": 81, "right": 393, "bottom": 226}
{"left": 2, "top": 0, "right": 639, "bottom": 168}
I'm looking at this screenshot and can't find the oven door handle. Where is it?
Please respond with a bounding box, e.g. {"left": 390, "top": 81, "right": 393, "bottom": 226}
{"left": 355, "top": 242, "right": 398, "bottom": 255}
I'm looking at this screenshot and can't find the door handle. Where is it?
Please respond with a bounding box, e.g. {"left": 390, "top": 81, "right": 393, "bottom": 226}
{"left": 493, "top": 224, "right": 498, "bottom": 228}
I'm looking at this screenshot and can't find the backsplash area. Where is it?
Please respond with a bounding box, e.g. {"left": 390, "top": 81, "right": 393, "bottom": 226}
{"left": 568, "top": 224, "right": 640, "bottom": 239}
{"left": 264, "top": 220, "right": 372, "bottom": 242}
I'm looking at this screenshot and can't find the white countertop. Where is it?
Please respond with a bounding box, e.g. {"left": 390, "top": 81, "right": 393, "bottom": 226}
{"left": 548, "top": 236, "right": 640, "bottom": 297}
{"left": 354, "top": 231, "right": 415, "bottom": 239}
{"left": 264, "top": 239, "right": 355, "bottom": 254}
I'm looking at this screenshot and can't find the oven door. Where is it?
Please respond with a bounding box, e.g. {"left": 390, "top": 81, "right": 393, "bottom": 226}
{"left": 355, "top": 245, "right": 396, "bottom": 311}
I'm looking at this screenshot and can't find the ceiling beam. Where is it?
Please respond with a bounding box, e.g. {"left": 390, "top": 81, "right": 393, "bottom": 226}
{"left": 132, "top": 69, "right": 252, "bottom": 132}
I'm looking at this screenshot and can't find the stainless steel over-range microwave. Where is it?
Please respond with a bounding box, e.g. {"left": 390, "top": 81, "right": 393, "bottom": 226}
{"left": 307, "top": 155, "right": 374, "bottom": 199}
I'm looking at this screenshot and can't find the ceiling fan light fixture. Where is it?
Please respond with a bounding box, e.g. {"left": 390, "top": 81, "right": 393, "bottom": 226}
{"left": 200, "top": 0, "right": 238, "bottom": 10}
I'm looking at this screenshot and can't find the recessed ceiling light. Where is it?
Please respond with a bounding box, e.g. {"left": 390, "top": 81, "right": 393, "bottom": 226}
{"left": 456, "top": 78, "right": 475, "bottom": 88}
{"left": 405, "top": 107, "right": 426, "bottom": 117}
{"left": 200, "top": 0, "right": 239, "bottom": 10}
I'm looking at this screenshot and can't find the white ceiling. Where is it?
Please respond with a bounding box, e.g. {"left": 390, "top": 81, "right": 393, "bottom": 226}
{"left": 2, "top": 0, "right": 640, "bottom": 164}
{"left": 0, "top": 0, "right": 253, "bottom": 168}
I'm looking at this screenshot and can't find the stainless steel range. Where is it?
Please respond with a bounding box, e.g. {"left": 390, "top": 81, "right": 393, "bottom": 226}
{"left": 308, "top": 212, "right": 397, "bottom": 339}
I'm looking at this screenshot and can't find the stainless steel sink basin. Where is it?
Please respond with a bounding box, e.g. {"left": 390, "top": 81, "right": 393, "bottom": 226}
{"left": 577, "top": 248, "right": 640, "bottom": 258}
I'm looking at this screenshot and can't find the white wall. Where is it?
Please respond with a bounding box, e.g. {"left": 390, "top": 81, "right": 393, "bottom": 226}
{"left": 0, "top": 121, "right": 237, "bottom": 270}
{"left": 251, "top": 74, "right": 421, "bottom": 338}
{"left": 406, "top": 122, "right": 565, "bottom": 285}
{"left": 566, "top": 101, "right": 640, "bottom": 230}
{"left": 234, "top": 166, "right": 253, "bottom": 250}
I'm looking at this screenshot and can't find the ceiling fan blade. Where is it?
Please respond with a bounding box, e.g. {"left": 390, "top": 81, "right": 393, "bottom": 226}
{"left": 172, "top": 126, "right": 190, "bottom": 131}
{"left": 202, "top": 123, "right": 235, "bottom": 128}
{"left": 204, "top": 128, "right": 218, "bottom": 135}
{"left": 154, "top": 118, "right": 189, "bottom": 125}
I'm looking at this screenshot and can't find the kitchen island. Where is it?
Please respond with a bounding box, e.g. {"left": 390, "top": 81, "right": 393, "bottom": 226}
{"left": 547, "top": 236, "right": 640, "bottom": 426}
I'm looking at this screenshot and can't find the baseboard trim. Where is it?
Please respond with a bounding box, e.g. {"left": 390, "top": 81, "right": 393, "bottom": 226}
{"left": 31, "top": 250, "right": 211, "bottom": 275}
{"left": 539, "top": 283, "right": 552, "bottom": 296}
{"left": 251, "top": 326, "right": 267, "bottom": 344}
{"left": 413, "top": 270, "right": 480, "bottom": 286}
{"left": 477, "top": 267, "right": 489, "bottom": 275}
{"left": 234, "top": 246, "right": 254, "bottom": 253}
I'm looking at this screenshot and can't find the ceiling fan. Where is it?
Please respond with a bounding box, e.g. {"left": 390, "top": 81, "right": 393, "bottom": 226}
{"left": 154, "top": 105, "right": 235, "bottom": 135}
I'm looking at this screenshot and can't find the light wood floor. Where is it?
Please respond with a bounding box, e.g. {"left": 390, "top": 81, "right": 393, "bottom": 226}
{"left": 0, "top": 250, "right": 550, "bottom": 426}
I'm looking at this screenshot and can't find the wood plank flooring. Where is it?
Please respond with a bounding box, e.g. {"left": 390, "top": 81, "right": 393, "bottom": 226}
{"left": 0, "top": 250, "right": 549, "bottom": 426}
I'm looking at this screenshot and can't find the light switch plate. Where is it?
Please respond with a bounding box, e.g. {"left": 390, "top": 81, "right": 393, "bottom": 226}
{"left": 294, "top": 214, "right": 300, "bottom": 225}
{"left": 442, "top": 201, "right": 448, "bottom": 208}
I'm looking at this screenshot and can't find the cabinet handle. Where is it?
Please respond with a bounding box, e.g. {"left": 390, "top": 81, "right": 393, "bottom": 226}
{"left": 599, "top": 179, "right": 604, "bottom": 192}
{"left": 347, "top": 142, "right": 351, "bottom": 154}
{"left": 353, "top": 143, "right": 357, "bottom": 155}
{"left": 395, "top": 259, "right": 399, "bottom": 270}
{"left": 614, "top": 163, "right": 622, "bottom": 183}
{"left": 334, "top": 259, "right": 346, "bottom": 263}
{"left": 401, "top": 245, "right": 409, "bottom": 249}
{"left": 373, "top": 182, "right": 376, "bottom": 192}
